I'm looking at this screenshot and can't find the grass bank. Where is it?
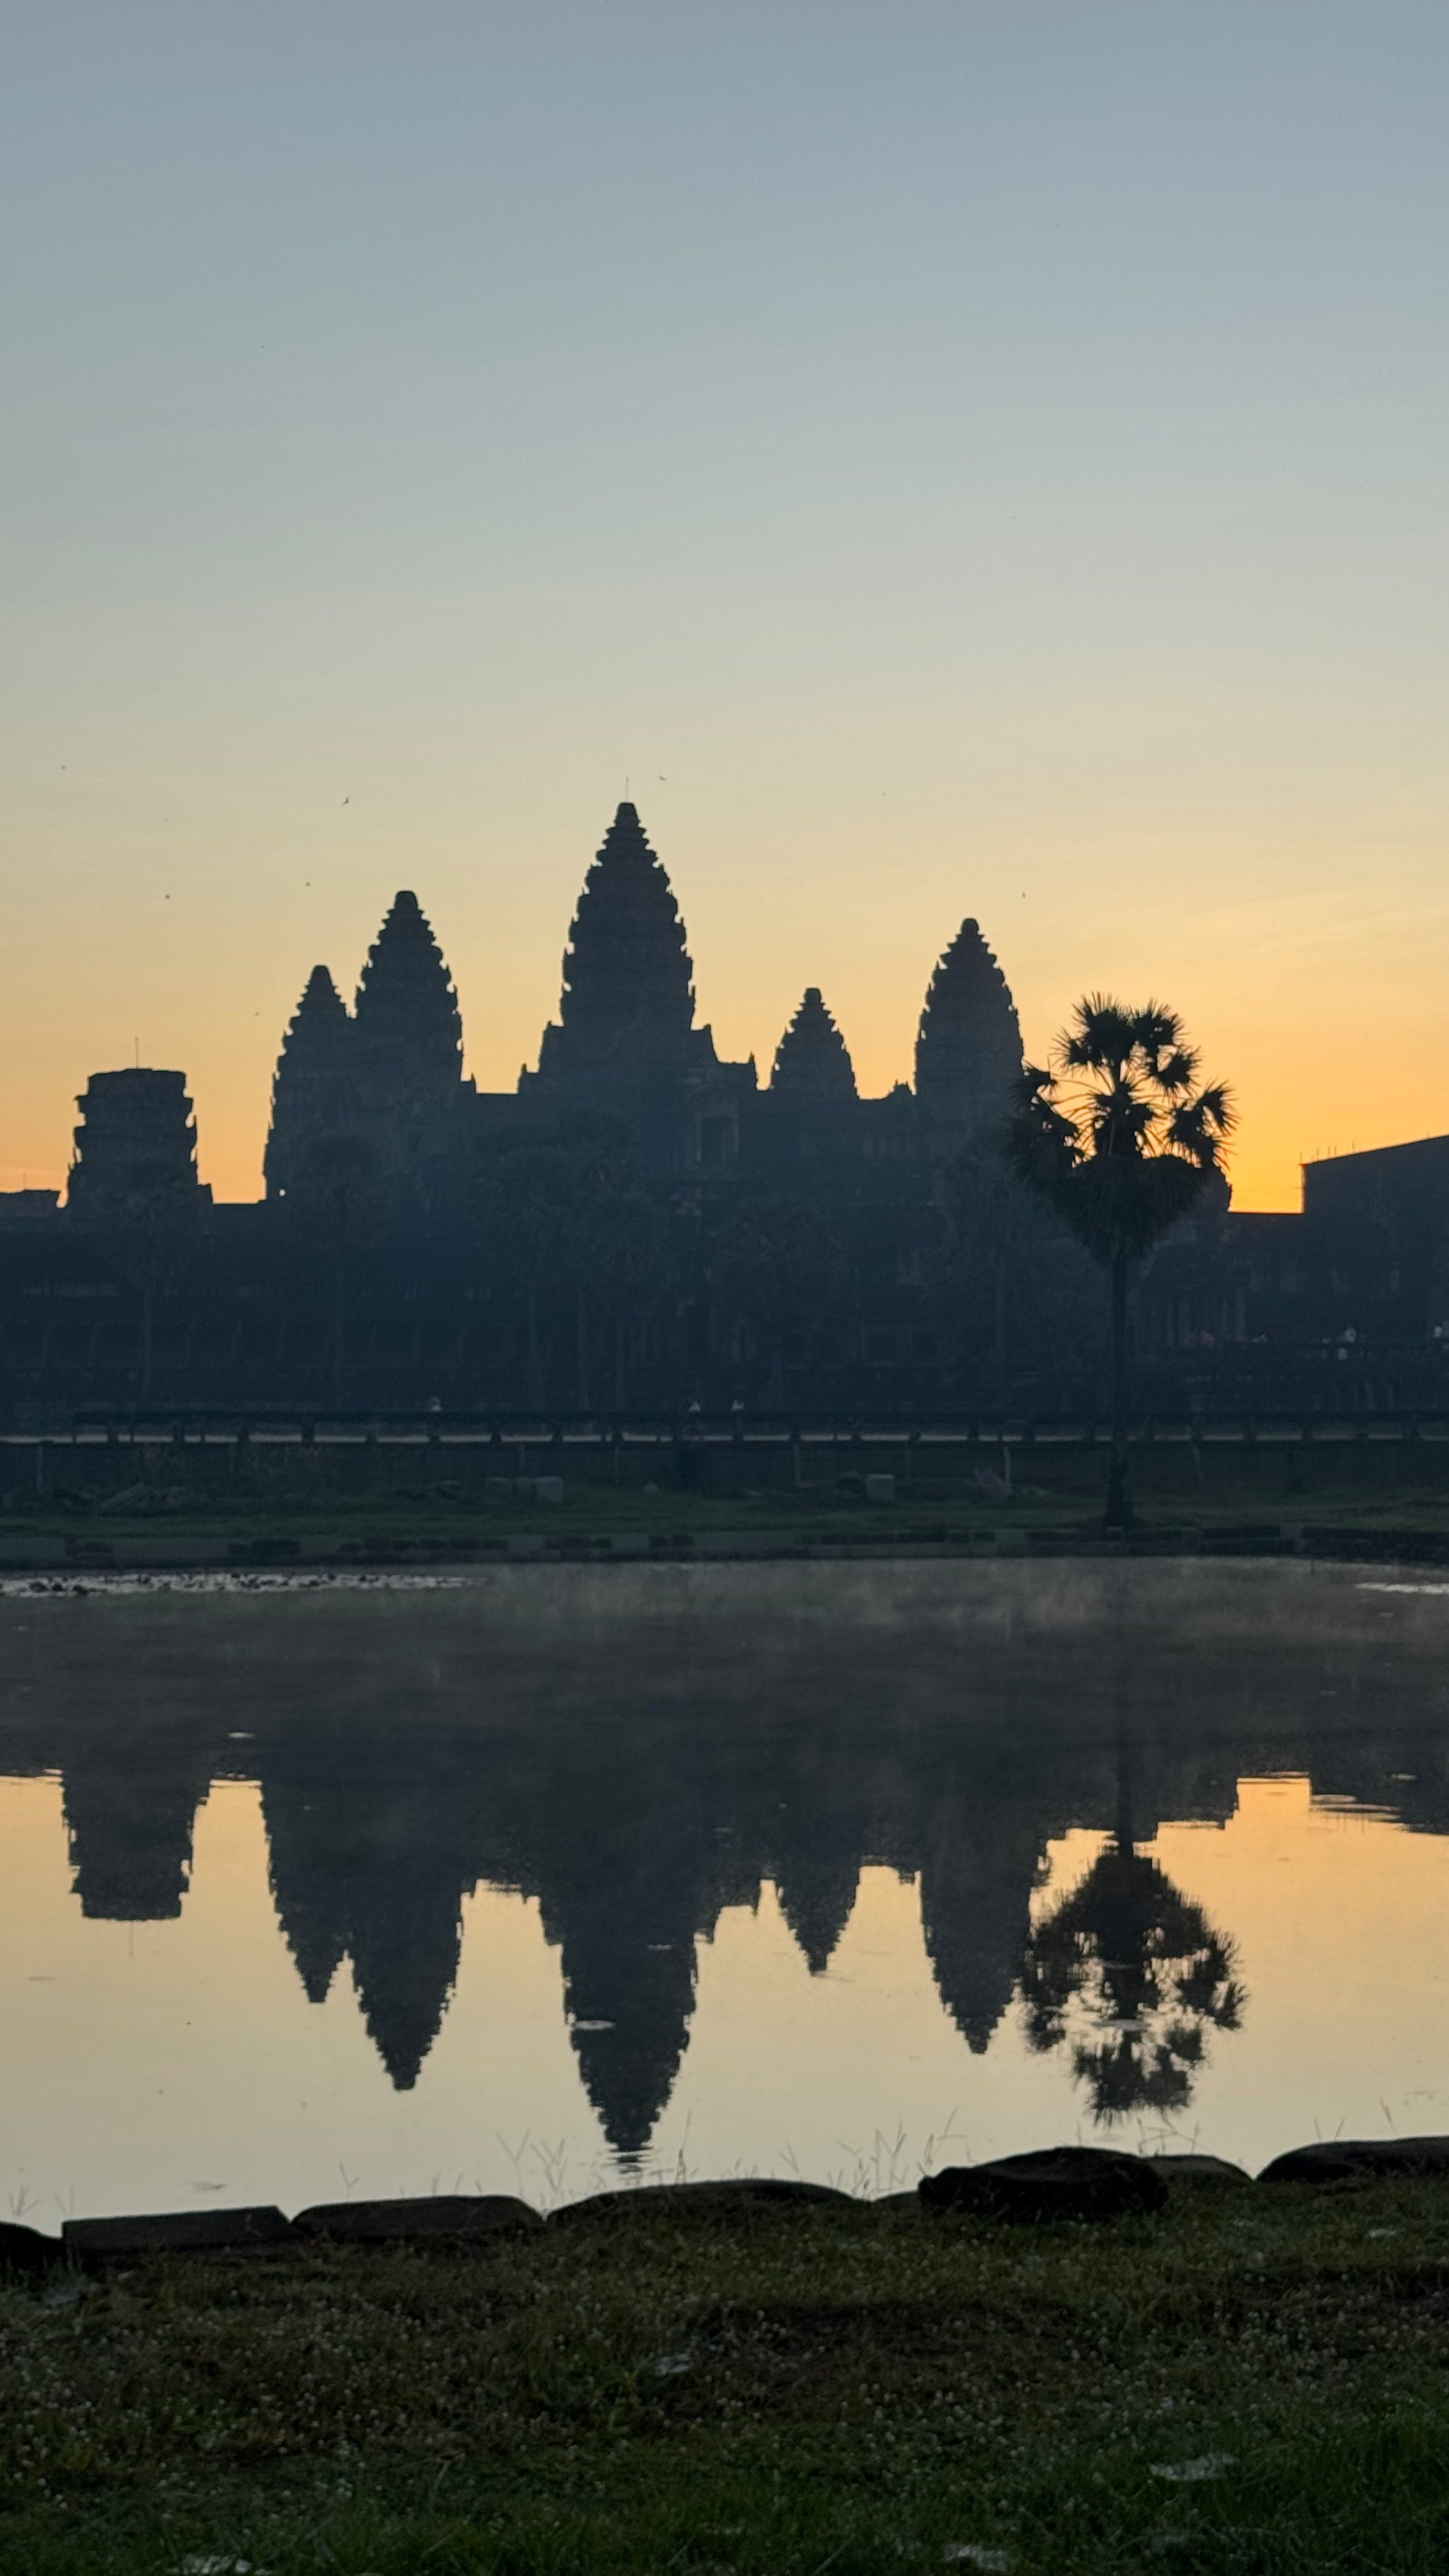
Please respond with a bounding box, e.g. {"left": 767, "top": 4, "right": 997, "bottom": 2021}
{"left": 9, "top": 1478, "right": 1449, "bottom": 1563}
{"left": 6, "top": 2180, "right": 1449, "bottom": 2573}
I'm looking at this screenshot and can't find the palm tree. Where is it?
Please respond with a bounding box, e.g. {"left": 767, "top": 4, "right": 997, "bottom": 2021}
{"left": 1008, "top": 997, "right": 1233, "bottom": 1532}
{"left": 1020, "top": 1837, "right": 1245, "bottom": 2122}
{"left": 1019, "top": 1725, "right": 1245, "bottom": 2126}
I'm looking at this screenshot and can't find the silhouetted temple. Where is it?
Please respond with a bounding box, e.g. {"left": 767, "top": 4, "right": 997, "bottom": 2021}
{"left": 9, "top": 795, "right": 1449, "bottom": 1410}
{"left": 254, "top": 801, "right": 1022, "bottom": 1212}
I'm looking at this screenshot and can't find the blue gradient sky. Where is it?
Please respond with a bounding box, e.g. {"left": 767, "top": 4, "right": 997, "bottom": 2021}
{"left": 2, "top": 1, "right": 1445, "bottom": 1203}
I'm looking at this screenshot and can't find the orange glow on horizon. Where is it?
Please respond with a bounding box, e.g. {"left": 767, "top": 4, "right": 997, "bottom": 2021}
{"left": 1, "top": 813, "right": 1442, "bottom": 1222}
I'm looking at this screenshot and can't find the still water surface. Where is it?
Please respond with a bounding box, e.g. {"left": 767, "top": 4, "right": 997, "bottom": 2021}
{"left": 2, "top": 1558, "right": 1448, "bottom": 2219}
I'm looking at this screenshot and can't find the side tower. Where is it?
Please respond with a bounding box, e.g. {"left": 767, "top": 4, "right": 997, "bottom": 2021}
{"left": 769, "top": 988, "right": 858, "bottom": 1103}
{"left": 914, "top": 920, "right": 1023, "bottom": 1139}
{"left": 347, "top": 891, "right": 468, "bottom": 1200}
{"left": 263, "top": 965, "right": 354, "bottom": 1201}
{"left": 67, "top": 1069, "right": 206, "bottom": 1216}
{"left": 353, "top": 891, "right": 464, "bottom": 1104}
{"left": 264, "top": 893, "right": 468, "bottom": 1214}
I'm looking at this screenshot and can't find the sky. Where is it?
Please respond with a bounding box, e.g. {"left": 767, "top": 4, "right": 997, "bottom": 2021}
{"left": 1, "top": 1, "right": 1446, "bottom": 1209}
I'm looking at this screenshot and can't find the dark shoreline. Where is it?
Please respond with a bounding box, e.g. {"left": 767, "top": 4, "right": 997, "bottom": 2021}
{"left": 6, "top": 2139, "right": 1442, "bottom": 2270}
{"left": 5, "top": 1522, "right": 1449, "bottom": 1573}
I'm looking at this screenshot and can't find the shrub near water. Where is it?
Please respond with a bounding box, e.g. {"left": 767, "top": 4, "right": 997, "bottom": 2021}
{"left": 4, "top": 2184, "right": 1449, "bottom": 2573}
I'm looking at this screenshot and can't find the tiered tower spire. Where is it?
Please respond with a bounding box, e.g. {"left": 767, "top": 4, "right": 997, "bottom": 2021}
{"left": 535, "top": 804, "right": 696, "bottom": 1085}
{"left": 67, "top": 1068, "right": 204, "bottom": 1215}
{"left": 263, "top": 965, "right": 354, "bottom": 1200}
{"left": 914, "top": 920, "right": 1024, "bottom": 1133}
{"left": 353, "top": 892, "right": 464, "bottom": 1099}
{"left": 769, "top": 988, "right": 858, "bottom": 1102}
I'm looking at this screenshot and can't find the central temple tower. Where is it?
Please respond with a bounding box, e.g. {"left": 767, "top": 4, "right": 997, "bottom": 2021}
{"left": 914, "top": 918, "right": 1024, "bottom": 1138}
{"left": 525, "top": 803, "right": 730, "bottom": 1166}
{"left": 533, "top": 803, "right": 698, "bottom": 1087}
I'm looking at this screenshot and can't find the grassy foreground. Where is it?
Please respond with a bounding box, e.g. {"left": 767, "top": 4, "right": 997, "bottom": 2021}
{"left": 6, "top": 2183, "right": 1449, "bottom": 2574}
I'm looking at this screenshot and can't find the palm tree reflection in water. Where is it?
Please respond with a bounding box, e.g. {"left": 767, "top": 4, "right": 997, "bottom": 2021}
{"left": 1020, "top": 1759, "right": 1246, "bottom": 2122}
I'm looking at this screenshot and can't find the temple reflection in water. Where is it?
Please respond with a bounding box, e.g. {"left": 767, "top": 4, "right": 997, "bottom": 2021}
{"left": 5, "top": 1562, "right": 1449, "bottom": 2161}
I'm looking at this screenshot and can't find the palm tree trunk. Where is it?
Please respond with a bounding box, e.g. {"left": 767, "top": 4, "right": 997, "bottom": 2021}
{"left": 1114, "top": 1721, "right": 1135, "bottom": 1854}
{"left": 1105, "top": 1253, "right": 1133, "bottom": 1533}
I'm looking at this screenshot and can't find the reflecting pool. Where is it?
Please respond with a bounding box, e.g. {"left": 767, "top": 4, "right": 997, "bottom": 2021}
{"left": 2, "top": 1557, "right": 1449, "bottom": 2219}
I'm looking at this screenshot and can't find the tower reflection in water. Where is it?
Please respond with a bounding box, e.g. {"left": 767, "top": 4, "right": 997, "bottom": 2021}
{"left": 11, "top": 1562, "right": 1449, "bottom": 2161}
{"left": 55, "top": 1719, "right": 1254, "bottom": 2153}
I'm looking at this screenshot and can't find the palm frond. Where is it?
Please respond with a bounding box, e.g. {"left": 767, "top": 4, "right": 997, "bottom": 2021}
{"left": 1195, "top": 1082, "right": 1236, "bottom": 1133}
{"left": 1168, "top": 1081, "right": 1236, "bottom": 1170}
{"left": 1130, "top": 1001, "right": 1184, "bottom": 1061}
{"left": 1153, "top": 1047, "right": 1198, "bottom": 1098}
{"left": 1006, "top": 1065, "right": 1082, "bottom": 1195}
{"left": 1089, "top": 1082, "right": 1155, "bottom": 1158}
{"left": 1062, "top": 995, "right": 1136, "bottom": 1075}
